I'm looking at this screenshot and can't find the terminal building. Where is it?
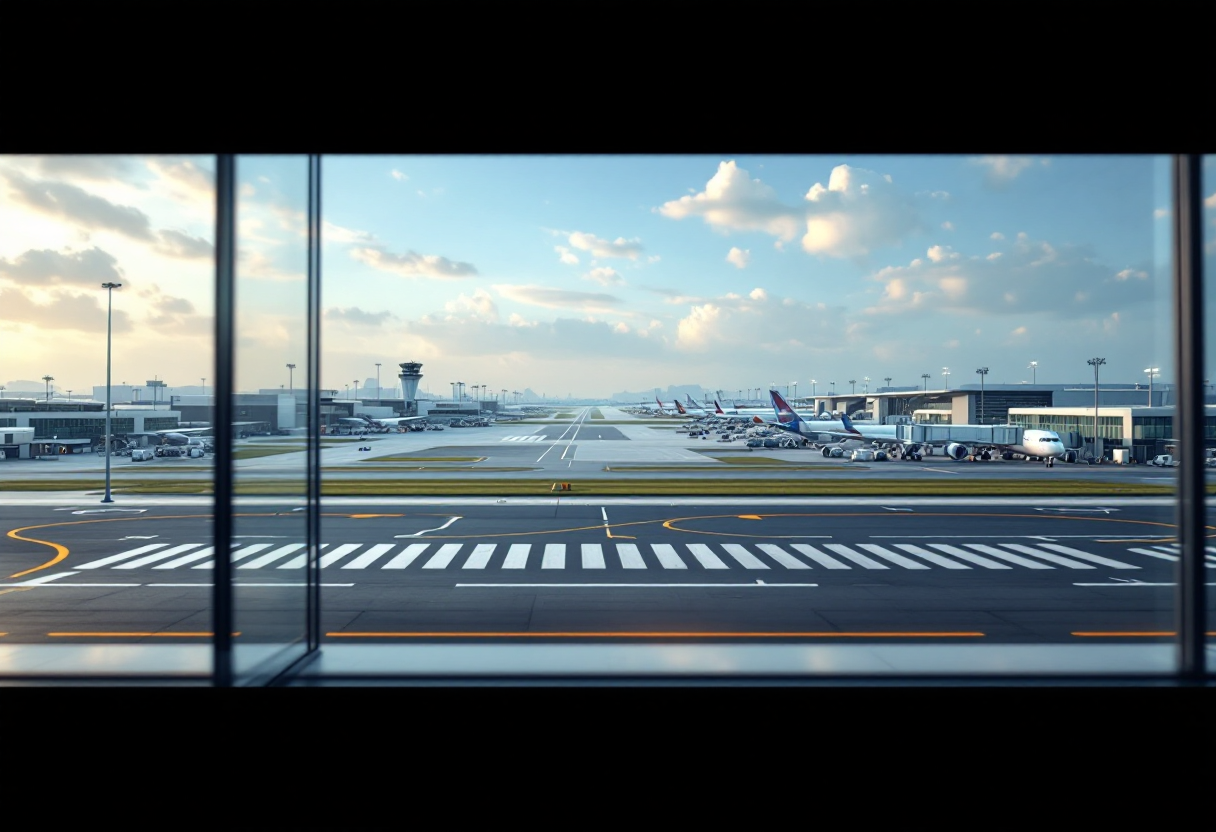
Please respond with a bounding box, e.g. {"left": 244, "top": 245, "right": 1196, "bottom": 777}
{"left": 798, "top": 382, "right": 1215, "bottom": 462}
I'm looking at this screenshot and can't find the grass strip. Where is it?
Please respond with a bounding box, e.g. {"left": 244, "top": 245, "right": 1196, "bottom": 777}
{"left": 588, "top": 408, "right": 605, "bottom": 419}
{"left": 0, "top": 478, "right": 1183, "bottom": 497}
{"left": 361, "top": 456, "right": 484, "bottom": 463}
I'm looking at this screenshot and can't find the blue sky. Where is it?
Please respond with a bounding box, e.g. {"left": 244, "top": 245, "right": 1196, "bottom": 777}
{"left": 2, "top": 154, "right": 1212, "bottom": 400}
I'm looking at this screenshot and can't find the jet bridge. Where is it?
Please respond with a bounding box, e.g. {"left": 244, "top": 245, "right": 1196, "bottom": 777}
{"left": 894, "top": 424, "right": 1024, "bottom": 446}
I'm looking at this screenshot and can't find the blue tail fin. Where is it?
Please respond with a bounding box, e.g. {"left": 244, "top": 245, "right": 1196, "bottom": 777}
{"left": 840, "top": 413, "right": 863, "bottom": 436}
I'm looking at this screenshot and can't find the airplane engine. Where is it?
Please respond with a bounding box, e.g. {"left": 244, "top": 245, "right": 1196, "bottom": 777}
{"left": 1063, "top": 450, "right": 1078, "bottom": 463}
{"left": 945, "top": 443, "right": 969, "bottom": 460}
{"left": 822, "top": 446, "right": 833, "bottom": 457}
{"left": 1001, "top": 452, "right": 1014, "bottom": 461}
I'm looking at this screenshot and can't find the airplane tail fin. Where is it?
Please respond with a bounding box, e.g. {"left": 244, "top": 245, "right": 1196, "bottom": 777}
{"left": 675, "top": 401, "right": 688, "bottom": 415}
{"left": 769, "top": 389, "right": 801, "bottom": 425}
{"left": 840, "top": 413, "right": 863, "bottom": 436}
{"left": 714, "top": 400, "right": 725, "bottom": 415}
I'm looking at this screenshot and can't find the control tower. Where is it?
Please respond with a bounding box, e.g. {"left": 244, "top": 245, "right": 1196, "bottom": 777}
{"left": 398, "top": 362, "right": 423, "bottom": 415}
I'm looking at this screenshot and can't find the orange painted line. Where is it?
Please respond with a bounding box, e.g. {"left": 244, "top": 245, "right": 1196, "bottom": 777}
{"left": 46, "top": 632, "right": 241, "bottom": 637}
{"left": 324, "top": 631, "right": 986, "bottom": 638}
{"left": 1072, "top": 631, "right": 1216, "bottom": 637}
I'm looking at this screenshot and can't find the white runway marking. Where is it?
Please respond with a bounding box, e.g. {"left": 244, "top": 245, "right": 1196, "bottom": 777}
{"left": 397, "top": 516, "right": 462, "bottom": 538}
{"left": 456, "top": 583, "right": 819, "bottom": 588}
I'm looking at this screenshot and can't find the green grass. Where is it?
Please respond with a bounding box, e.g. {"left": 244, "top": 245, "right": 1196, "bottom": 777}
{"left": 0, "top": 477, "right": 1183, "bottom": 497}
{"left": 703, "top": 456, "right": 796, "bottom": 466}
{"left": 231, "top": 446, "right": 304, "bottom": 460}
{"left": 361, "top": 456, "right": 484, "bottom": 463}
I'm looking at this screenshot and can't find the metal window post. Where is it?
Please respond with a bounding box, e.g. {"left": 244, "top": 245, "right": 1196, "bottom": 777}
{"left": 1173, "top": 154, "right": 1205, "bottom": 680}
{"left": 212, "top": 154, "right": 236, "bottom": 687}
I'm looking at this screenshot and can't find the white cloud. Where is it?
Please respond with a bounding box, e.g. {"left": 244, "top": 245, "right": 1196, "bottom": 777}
{"left": 749, "top": 287, "right": 767, "bottom": 301}
{"left": 441, "top": 288, "right": 499, "bottom": 323}
{"left": 863, "top": 234, "right": 1156, "bottom": 319}
{"left": 926, "top": 245, "right": 959, "bottom": 263}
{"left": 990, "top": 232, "right": 1005, "bottom": 240}
{"left": 322, "top": 221, "right": 375, "bottom": 244}
{"left": 583, "top": 267, "right": 623, "bottom": 286}
{"left": 567, "top": 231, "right": 644, "bottom": 260}
{"left": 726, "top": 247, "right": 750, "bottom": 269}
{"left": 971, "top": 156, "right": 1048, "bottom": 187}
{"left": 0, "top": 246, "right": 125, "bottom": 287}
{"left": 801, "top": 165, "right": 924, "bottom": 258}
{"left": 942, "top": 221, "right": 954, "bottom": 231}
{"left": 658, "top": 160, "right": 802, "bottom": 241}
{"left": 350, "top": 245, "right": 478, "bottom": 279}
{"left": 391, "top": 169, "right": 408, "bottom": 181}
{"left": 556, "top": 245, "right": 579, "bottom": 265}
{"left": 325, "top": 306, "right": 398, "bottom": 327}
{"left": 493, "top": 284, "right": 624, "bottom": 313}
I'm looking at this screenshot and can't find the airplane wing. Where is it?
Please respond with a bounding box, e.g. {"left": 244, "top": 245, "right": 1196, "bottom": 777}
{"left": 373, "top": 416, "right": 429, "bottom": 426}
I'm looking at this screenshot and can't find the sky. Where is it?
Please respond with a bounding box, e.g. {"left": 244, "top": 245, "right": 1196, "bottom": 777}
{"left": 3, "top": 154, "right": 1215, "bottom": 401}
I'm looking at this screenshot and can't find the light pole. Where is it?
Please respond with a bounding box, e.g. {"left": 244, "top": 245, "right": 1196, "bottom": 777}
{"left": 1145, "top": 366, "right": 1159, "bottom": 406}
{"left": 201, "top": 378, "right": 206, "bottom": 396}
{"left": 101, "top": 281, "right": 122, "bottom": 503}
{"left": 863, "top": 376, "right": 871, "bottom": 394}
{"left": 66, "top": 389, "right": 72, "bottom": 402}
{"left": 810, "top": 379, "right": 816, "bottom": 398}
{"left": 1088, "top": 357, "right": 1106, "bottom": 457}
{"left": 976, "top": 367, "right": 988, "bottom": 423}
{"left": 884, "top": 376, "right": 892, "bottom": 390}
{"left": 42, "top": 374, "right": 54, "bottom": 401}
{"left": 829, "top": 381, "right": 835, "bottom": 395}
{"left": 375, "top": 363, "right": 381, "bottom": 401}
{"left": 942, "top": 367, "right": 950, "bottom": 388}
{"left": 791, "top": 381, "right": 798, "bottom": 401}
{"left": 286, "top": 363, "right": 296, "bottom": 391}
{"left": 353, "top": 380, "right": 359, "bottom": 401}
{"left": 921, "top": 373, "right": 930, "bottom": 391}
{"left": 1028, "top": 360, "right": 1038, "bottom": 384}
{"left": 849, "top": 379, "right": 856, "bottom": 394}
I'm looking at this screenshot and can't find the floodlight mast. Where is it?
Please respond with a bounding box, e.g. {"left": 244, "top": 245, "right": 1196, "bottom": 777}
{"left": 101, "top": 281, "right": 122, "bottom": 503}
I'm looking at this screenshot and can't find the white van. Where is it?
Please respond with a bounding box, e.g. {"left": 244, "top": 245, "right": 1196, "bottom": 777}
{"left": 130, "top": 448, "right": 154, "bottom": 461}
{"left": 850, "top": 449, "right": 875, "bottom": 462}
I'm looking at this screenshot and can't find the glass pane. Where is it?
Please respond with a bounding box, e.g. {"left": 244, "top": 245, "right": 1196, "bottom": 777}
{"left": 1205, "top": 154, "right": 1216, "bottom": 664}
{"left": 294, "top": 154, "right": 1185, "bottom": 680}
{"left": 0, "top": 155, "right": 215, "bottom": 679}
{"left": 231, "top": 155, "right": 311, "bottom": 683}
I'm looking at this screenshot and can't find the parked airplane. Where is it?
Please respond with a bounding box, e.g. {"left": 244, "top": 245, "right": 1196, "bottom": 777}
{"left": 764, "top": 390, "right": 1070, "bottom": 464}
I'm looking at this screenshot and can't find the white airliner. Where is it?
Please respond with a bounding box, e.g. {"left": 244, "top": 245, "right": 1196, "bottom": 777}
{"left": 765, "top": 390, "right": 1071, "bottom": 464}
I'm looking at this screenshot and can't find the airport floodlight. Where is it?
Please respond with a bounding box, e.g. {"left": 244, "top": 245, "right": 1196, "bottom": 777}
{"left": 849, "top": 379, "right": 856, "bottom": 394}
{"left": 941, "top": 367, "right": 950, "bottom": 388}
{"left": 42, "top": 375, "right": 54, "bottom": 401}
{"left": 976, "top": 368, "right": 988, "bottom": 423}
{"left": 863, "top": 376, "right": 870, "bottom": 393}
{"left": 1144, "top": 367, "right": 1159, "bottom": 406}
{"left": 353, "top": 380, "right": 359, "bottom": 400}
{"left": 66, "top": 390, "right": 72, "bottom": 401}
{"left": 100, "top": 281, "right": 122, "bottom": 504}
{"left": 884, "top": 377, "right": 892, "bottom": 390}
{"left": 1028, "top": 360, "right": 1038, "bottom": 384}
{"left": 1088, "top": 358, "right": 1106, "bottom": 454}
{"left": 286, "top": 363, "right": 296, "bottom": 391}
